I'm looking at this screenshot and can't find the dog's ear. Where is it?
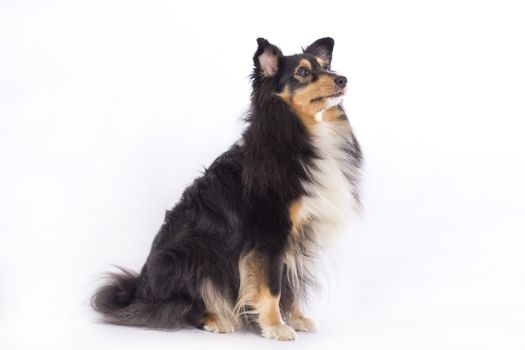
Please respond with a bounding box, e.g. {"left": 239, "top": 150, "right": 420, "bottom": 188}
{"left": 304, "top": 37, "right": 334, "bottom": 66}
{"left": 253, "top": 38, "right": 282, "bottom": 77}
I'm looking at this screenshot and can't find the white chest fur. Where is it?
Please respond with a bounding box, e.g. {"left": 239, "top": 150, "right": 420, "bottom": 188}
{"left": 298, "top": 120, "right": 359, "bottom": 239}
{"left": 283, "top": 118, "right": 360, "bottom": 298}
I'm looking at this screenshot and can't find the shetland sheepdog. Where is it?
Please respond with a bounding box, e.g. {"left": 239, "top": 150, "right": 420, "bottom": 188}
{"left": 91, "top": 37, "right": 362, "bottom": 341}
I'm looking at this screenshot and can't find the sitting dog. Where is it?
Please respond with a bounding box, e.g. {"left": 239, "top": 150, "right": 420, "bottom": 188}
{"left": 91, "top": 37, "right": 362, "bottom": 341}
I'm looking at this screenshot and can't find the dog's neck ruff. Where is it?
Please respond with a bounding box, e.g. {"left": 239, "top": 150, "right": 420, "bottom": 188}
{"left": 299, "top": 116, "right": 358, "bottom": 240}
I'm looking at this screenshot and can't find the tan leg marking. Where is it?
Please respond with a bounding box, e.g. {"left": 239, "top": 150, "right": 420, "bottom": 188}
{"left": 286, "top": 303, "right": 317, "bottom": 332}
{"left": 201, "top": 312, "right": 235, "bottom": 333}
{"left": 200, "top": 278, "right": 237, "bottom": 333}
{"left": 257, "top": 288, "right": 296, "bottom": 340}
{"left": 236, "top": 251, "right": 297, "bottom": 341}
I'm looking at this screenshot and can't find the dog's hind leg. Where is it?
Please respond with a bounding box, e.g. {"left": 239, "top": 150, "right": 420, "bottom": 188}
{"left": 199, "top": 278, "right": 237, "bottom": 333}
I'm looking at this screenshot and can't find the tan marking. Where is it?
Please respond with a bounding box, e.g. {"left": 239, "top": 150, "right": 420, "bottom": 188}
{"left": 257, "top": 287, "right": 284, "bottom": 327}
{"left": 298, "top": 59, "right": 312, "bottom": 71}
{"left": 277, "top": 74, "right": 339, "bottom": 128}
{"left": 322, "top": 105, "right": 344, "bottom": 122}
{"left": 294, "top": 59, "right": 313, "bottom": 84}
{"left": 315, "top": 57, "right": 328, "bottom": 67}
{"left": 282, "top": 214, "right": 321, "bottom": 308}
{"left": 201, "top": 312, "right": 235, "bottom": 333}
{"left": 289, "top": 199, "right": 303, "bottom": 235}
{"left": 287, "top": 314, "right": 317, "bottom": 332}
{"left": 284, "top": 301, "right": 305, "bottom": 322}
{"left": 282, "top": 299, "right": 317, "bottom": 332}
{"left": 235, "top": 251, "right": 286, "bottom": 329}
{"left": 235, "top": 250, "right": 264, "bottom": 316}
{"left": 201, "top": 312, "right": 218, "bottom": 325}
{"left": 200, "top": 278, "right": 238, "bottom": 330}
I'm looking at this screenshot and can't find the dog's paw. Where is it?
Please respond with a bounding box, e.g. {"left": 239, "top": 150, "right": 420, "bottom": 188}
{"left": 261, "top": 324, "right": 297, "bottom": 341}
{"left": 288, "top": 316, "right": 317, "bottom": 332}
{"left": 202, "top": 318, "right": 235, "bottom": 333}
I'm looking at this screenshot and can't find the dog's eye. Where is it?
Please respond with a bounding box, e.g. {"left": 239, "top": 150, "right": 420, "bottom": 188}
{"left": 296, "top": 67, "right": 310, "bottom": 77}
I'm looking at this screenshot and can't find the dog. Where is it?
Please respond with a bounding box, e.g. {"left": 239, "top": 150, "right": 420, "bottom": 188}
{"left": 91, "top": 37, "right": 362, "bottom": 341}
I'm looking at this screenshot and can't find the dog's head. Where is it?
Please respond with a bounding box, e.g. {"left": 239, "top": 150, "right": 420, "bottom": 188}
{"left": 253, "top": 37, "right": 347, "bottom": 124}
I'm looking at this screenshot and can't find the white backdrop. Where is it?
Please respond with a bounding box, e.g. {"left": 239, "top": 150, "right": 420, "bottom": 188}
{"left": 1, "top": 1, "right": 524, "bottom": 349}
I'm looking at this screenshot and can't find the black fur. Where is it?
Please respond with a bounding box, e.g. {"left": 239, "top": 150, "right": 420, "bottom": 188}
{"left": 91, "top": 37, "right": 361, "bottom": 332}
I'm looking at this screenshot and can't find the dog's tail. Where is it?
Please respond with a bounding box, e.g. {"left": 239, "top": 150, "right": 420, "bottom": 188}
{"left": 90, "top": 267, "right": 194, "bottom": 329}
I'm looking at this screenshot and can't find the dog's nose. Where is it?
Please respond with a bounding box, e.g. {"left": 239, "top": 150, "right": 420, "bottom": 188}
{"left": 334, "top": 75, "right": 347, "bottom": 88}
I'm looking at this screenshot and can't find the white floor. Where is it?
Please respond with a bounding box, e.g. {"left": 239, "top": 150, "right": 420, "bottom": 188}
{"left": 1, "top": 216, "right": 523, "bottom": 350}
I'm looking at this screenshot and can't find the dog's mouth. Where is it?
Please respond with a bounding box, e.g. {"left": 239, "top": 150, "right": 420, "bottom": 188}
{"left": 310, "top": 91, "right": 345, "bottom": 103}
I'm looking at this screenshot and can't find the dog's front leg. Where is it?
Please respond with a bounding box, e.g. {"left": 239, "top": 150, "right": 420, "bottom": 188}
{"left": 237, "top": 250, "right": 296, "bottom": 341}
{"left": 285, "top": 301, "right": 317, "bottom": 332}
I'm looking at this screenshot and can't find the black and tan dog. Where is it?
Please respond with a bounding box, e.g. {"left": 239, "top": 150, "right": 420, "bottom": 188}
{"left": 91, "top": 37, "right": 362, "bottom": 341}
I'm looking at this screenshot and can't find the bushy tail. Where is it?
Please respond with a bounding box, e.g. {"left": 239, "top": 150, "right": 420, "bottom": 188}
{"left": 90, "top": 267, "right": 194, "bottom": 329}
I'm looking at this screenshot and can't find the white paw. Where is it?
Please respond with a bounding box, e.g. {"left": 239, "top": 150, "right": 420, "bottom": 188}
{"left": 288, "top": 317, "right": 317, "bottom": 332}
{"left": 202, "top": 319, "right": 235, "bottom": 333}
{"left": 261, "top": 324, "right": 297, "bottom": 341}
